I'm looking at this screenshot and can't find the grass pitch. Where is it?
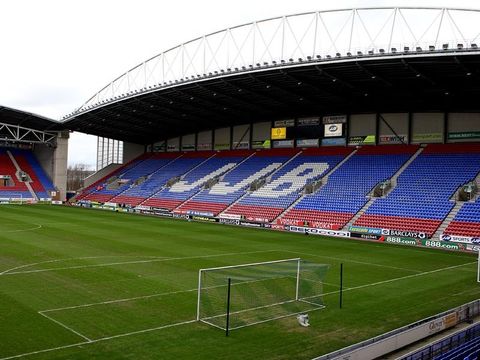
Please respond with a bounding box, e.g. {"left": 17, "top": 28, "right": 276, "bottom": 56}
{"left": 0, "top": 204, "right": 479, "bottom": 360}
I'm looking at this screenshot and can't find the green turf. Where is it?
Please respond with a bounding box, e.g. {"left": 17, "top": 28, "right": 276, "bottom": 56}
{"left": 0, "top": 204, "right": 478, "bottom": 360}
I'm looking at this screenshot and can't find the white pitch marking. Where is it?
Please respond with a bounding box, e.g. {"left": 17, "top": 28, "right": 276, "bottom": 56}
{"left": 1, "top": 249, "right": 278, "bottom": 276}
{"left": 38, "top": 311, "right": 92, "bottom": 342}
{"left": 0, "top": 318, "right": 197, "bottom": 360}
{"left": 319, "top": 261, "right": 477, "bottom": 298}
{"left": 0, "top": 255, "right": 165, "bottom": 276}
{"left": 284, "top": 250, "right": 423, "bottom": 273}
{"left": 3, "top": 224, "right": 42, "bottom": 233}
{"left": 42, "top": 288, "right": 198, "bottom": 313}
{"left": 1, "top": 260, "right": 474, "bottom": 360}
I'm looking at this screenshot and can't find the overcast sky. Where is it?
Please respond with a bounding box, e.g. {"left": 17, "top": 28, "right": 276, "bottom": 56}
{"left": 1, "top": 0, "right": 479, "bottom": 169}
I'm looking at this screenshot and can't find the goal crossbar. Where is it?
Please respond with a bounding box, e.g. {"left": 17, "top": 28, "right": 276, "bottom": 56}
{"left": 197, "top": 258, "right": 328, "bottom": 332}
{"left": 197, "top": 258, "right": 301, "bottom": 321}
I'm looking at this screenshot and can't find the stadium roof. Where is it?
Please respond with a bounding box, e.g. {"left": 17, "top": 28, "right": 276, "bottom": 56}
{"left": 62, "top": 7, "right": 480, "bottom": 144}
{"left": 0, "top": 105, "right": 62, "bottom": 131}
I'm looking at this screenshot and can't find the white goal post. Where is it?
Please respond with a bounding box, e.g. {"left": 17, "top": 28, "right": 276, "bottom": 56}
{"left": 478, "top": 249, "right": 480, "bottom": 283}
{"left": 197, "top": 258, "right": 329, "bottom": 333}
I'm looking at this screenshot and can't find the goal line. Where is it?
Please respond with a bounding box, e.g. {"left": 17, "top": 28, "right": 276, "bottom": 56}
{"left": 197, "top": 258, "right": 329, "bottom": 333}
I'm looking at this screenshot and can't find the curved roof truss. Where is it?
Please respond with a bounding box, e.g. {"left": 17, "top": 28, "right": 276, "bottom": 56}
{"left": 64, "top": 7, "right": 480, "bottom": 120}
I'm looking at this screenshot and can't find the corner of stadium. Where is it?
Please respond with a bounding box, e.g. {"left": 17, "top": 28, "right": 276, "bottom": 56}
{"left": 1, "top": 7, "right": 480, "bottom": 360}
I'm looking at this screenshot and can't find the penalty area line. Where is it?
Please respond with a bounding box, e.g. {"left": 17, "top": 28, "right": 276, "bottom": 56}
{"left": 0, "top": 318, "right": 197, "bottom": 360}
{"left": 38, "top": 311, "right": 92, "bottom": 342}
{"left": 1, "top": 249, "right": 279, "bottom": 276}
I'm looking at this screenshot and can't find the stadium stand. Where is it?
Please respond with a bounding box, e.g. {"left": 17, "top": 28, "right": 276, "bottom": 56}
{"left": 444, "top": 199, "right": 480, "bottom": 238}
{"left": 111, "top": 151, "right": 216, "bottom": 206}
{"left": 279, "top": 145, "right": 419, "bottom": 229}
{"left": 354, "top": 144, "right": 480, "bottom": 237}
{"left": 176, "top": 149, "right": 293, "bottom": 216}
{"left": 10, "top": 148, "right": 55, "bottom": 199}
{"left": 222, "top": 147, "right": 351, "bottom": 222}
{"left": 0, "top": 147, "right": 56, "bottom": 199}
{"left": 82, "top": 153, "right": 179, "bottom": 203}
{"left": 0, "top": 148, "right": 31, "bottom": 199}
{"left": 142, "top": 150, "right": 248, "bottom": 210}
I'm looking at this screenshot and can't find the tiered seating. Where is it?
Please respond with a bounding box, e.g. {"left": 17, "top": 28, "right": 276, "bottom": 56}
{"left": 10, "top": 148, "right": 55, "bottom": 199}
{"left": 222, "top": 147, "right": 351, "bottom": 222}
{"left": 0, "top": 148, "right": 31, "bottom": 199}
{"left": 83, "top": 153, "right": 179, "bottom": 203}
{"left": 355, "top": 143, "right": 480, "bottom": 237}
{"left": 280, "top": 145, "right": 418, "bottom": 229}
{"left": 444, "top": 200, "right": 480, "bottom": 238}
{"left": 112, "top": 151, "right": 215, "bottom": 206}
{"left": 433, "top": 336, "right": 480, "bottom": 360}
{"left": 142, "top": 151, "right": 247, "bottom": 210}
{"left": 176, "top": 149, "right": 293, "bottom": 216}
{"left": 76, "top": 154, "right": 152, "bottom": 201}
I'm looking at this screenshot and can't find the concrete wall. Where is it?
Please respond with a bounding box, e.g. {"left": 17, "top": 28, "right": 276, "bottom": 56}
{"left": 167, "top": 137, "right": 180, "bottom": 152}
{"left": 197, "top": 130, "right": 212, "bottom": 150}
{"left": 33, "top": 144, "right": 55, "bottom": 181}
{"left": 232, "top": 124, "right": 250, "bottom": 149}
{"left": 379, "top": 113, "right": 409, "bottom": 144}
{"left": 123, "top": 142, "right": 144, "bottom": 163}
{"left": 181, "top": 133, "right": 196, "bottom": 151}
{"left": 53, "top": 131, "right": 69, "bottom": 201}
{"left": 83, "top": 163, "right": 123, "bottom": 188}
{"left": 350, "top": 114, "right": 376, "bottom": 137}
{"left": 214, "top": 127, "right": 231, "bottom": 150}
{"left": 412, "top": 112, "right": 444, "bottom": 143}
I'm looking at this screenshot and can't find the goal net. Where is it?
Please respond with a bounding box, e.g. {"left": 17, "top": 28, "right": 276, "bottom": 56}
{"left": 197, "top": 258, "right": 329, "bottom": 332}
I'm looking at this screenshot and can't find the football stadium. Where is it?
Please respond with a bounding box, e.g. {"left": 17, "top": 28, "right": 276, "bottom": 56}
{"left": 2, "top": 6, "right": 480, "bottom": 360}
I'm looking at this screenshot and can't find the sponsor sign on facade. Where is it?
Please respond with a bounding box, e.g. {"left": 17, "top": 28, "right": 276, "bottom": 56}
{"left": 219, "top": 213, "right": 242, "bottom": 220}
{"left": 271, "top": 127, "right": 287, "bottom": 140}
{"left": 288, "top": 226, "right": 350, "bottom": 238}
{"left": 239, "top": 221, "right": 263, "bottom": 228}
{"left": 181, "top": 144, "right": 195, "bottom": 151}
{"left": 421, "top": 240, "right": 466, "bottom": 251}
{"left": 440, "top": 234, "right": 480, "bottom": 244}
{"left": 448, "top": 131, "right": 480, "bottom": 140}
{"left": 323, "top": 115, "right": 347, "bottom": 124}
{"left": 321, "top": 138, "right": 346, "bottom": 146}
{"left": 191, "top": 215, "right": 219, "bottom": 223}
{"left": 383, "top": 229, "right": 427, "bottom": 239}
{"left": 197, "top": 143, "right": 212, "bottom": 150}
{"left": 296, "top": 139, "right": 319, "bottom": 147}
{"left": 232, "top": 141, "right": 249, "bottom": 149}
{"left": 324, "top": 123, "right": 343, "bottom": 137}
{"left": 380, "top": 134, "right": 408, "bottom": 144}
{"left": 382, "top": 236, "right": 419, "bottom": 246}
{"left": 251, "top": 140, "right": 271, "bottom": 149}
{"left": 214, "top": 143, "right": 230, "bottom": 150}
{"left": 412, "top": 133, "right": 443, "bottom": 142}
{"left": 350, "top": 233, "right": 382, "bottom": 240}
{"left": 348, "top": 135, "right": 376, "bottom": 145}
{"left": 349, "top": 226, "right": 383, "bottom": 235}
{"left": 219, "top": 218, "right": 240, "bottom": 225}
{"left": 298, "top": 117, "right": 320, "bottom": 126}
{"left": 274, "top": 119, "right": 295, "bottom": 127}
{"left": 272, "top": 139, "right": 294, "bottom": 148}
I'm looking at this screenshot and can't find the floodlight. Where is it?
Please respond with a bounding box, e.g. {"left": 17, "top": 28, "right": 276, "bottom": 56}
{"left": 429, "top": 45, "right": 435, "bottom": 51}
{"left": 443, "top": 44, "right": 449, "bottom": 50}
{"left": 391, "top": 47, "right": 397, "bottom": 53}
{"left": 416, "top": 47, "right": 422, "bottom": 52}
{"left": 357, "top": 51, "right": 363, "bottom": 56}
{"left": 404, "top": 46, "right": 410, "bottom": 52}
{"left": 457, "top": 43, "right": 464, "bottom": 50}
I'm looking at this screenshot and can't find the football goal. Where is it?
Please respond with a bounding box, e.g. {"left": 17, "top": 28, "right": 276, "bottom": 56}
{"left": 197, "top": 258, "right": 329, "bottom": 333}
